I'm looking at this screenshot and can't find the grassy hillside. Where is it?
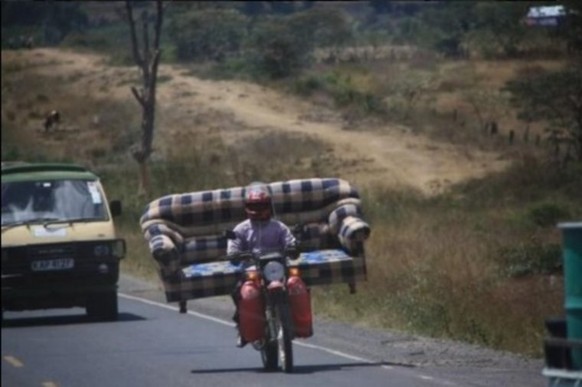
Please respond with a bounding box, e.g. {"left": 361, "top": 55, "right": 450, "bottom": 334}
{"left": 2, "top": 42, "right": 581, "bottom": 358}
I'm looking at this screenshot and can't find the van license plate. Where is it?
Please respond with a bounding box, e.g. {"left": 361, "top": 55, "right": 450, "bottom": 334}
{"left": 31, "top": 259, "right": 75, "bottom": 271}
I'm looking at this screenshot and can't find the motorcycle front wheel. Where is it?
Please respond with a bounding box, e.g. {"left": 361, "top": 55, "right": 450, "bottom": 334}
{"left": 260, "top": 334, "right": 278, "bottom": 371}
{"left": 276, "top": 302, "right": 294, "bottom": 373}
{"left": 260, "top": 305, "right": 278, "bottom": 371}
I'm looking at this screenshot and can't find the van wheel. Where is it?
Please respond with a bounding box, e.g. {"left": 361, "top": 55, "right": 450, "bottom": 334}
{"left": 86, "top": 291, "right": 118, "bottom": 321}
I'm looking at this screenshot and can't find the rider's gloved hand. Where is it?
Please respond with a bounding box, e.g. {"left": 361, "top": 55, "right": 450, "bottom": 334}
{"left": 286, "top": 246, "right": 300, "bottom": 261}
{"left": 228, "top": 252, "right": 252, "bottom": 266}
{"left": 228, "top": 254, "right": 240, "bottom": 266}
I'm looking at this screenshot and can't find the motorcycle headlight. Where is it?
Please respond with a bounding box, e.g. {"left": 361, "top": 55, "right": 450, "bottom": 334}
{"left": 112, "top": 239, "right": 126, "bottom": 259}
{"left": 93, "top": 244, "right": 111, "bottom": 257}
{"left": 93, "top": 240, "right": 126, "bottom": 259}
{"left": 263, "top": 261, "right": 285, "bottom": 282}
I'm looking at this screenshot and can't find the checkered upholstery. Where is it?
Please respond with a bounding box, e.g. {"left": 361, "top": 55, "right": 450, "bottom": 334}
{"left": 140, "top": 178, "right": 370, "bottom": 302}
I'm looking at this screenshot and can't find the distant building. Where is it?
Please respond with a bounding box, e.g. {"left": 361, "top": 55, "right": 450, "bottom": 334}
{"left": 525, "top": 5, "right": 567, "bottom": 27}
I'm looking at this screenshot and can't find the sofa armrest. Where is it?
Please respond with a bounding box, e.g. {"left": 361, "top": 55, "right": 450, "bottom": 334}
{"left": 327, "top": 198, "right": 370, "bottom": 253}
{"left": 338, "top": 216, "right": 370, "bottom": 252}
{"left": 149, "top": 234, "right": 179, "bottom": 263}
{"left": 144, "top": 222, "right": 184, "bottom": 271}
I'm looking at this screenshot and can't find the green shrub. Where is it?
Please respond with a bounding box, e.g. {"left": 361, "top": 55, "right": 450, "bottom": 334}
{"left": 527, "top": 202, "right": 571, "bottom": 228}
{"left": 292, "top": 75, "right": 324, "bottom": 96}
{"left": 1, "top": 145, "right": 21, "bottom": 161}
{"left": 203, "top": 57, "right": 254, "bottom": 80}
{"left": 496, "top": 243, "right": 563, "bottom": 277}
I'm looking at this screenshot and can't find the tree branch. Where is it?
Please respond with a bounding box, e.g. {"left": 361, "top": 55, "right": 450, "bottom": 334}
{"left": 150, "top": 49, "right": 161, "bottom": 85}
{"left": 154, "top": 0, "right": 164, "bottom": 50}
{"left": 142, "top": 9, "right": 150, "bottom": 72}
{"left": 126, "top": 1, "right": 144, "bottom": 68}
{"left": 131, "top": 86, "right": 146, "bottom": 107}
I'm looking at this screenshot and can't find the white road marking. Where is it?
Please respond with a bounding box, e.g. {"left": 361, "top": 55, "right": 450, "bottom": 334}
{"left": 3, "top": 355, "right": 24, "bottom": 368}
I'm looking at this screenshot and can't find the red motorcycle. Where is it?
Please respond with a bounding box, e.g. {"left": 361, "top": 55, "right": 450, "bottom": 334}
{"left": 227, "top": 235, "right": 312, "bottom": 373}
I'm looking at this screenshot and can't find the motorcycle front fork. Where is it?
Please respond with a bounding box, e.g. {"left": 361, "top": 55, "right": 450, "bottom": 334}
{"left": 265, "top": 290, "right": 288, "bottom": 343}
{"left": 265, "top": 306, "right": 277, "bottom": 342}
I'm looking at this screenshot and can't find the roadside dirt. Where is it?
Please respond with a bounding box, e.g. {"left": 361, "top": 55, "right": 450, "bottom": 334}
{"left": 1, "top": 48, "right": 510, "bottom": 195}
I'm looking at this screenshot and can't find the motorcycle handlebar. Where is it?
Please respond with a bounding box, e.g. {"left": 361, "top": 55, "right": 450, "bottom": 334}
{"left": 227, "top": 252, "right": 253, "bottom": 265}
{"left": 227, "top": 247, "right": 299, "bottom": 265}
{"left": 224, "top": 228, "right": 300, "bottom": 264}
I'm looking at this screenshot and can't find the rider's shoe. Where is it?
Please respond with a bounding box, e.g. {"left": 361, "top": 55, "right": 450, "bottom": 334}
{"left": 236, "top": 333, "right": 248, "bottom": 348}
{"left": 235, "top": 326, "right": 247, "bottom": 348}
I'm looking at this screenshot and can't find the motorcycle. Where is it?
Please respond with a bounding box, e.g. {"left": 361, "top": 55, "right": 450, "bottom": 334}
{"left": 225, "top": 231, "right": 313, "bottom": 373}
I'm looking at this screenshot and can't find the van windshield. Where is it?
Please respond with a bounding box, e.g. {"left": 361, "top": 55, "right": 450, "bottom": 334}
{"left": 1, "top": 180, "right": 108, "bottom": 226}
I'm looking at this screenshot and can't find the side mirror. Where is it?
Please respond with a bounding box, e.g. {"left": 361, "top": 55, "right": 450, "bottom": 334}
{"left": 224, "top": 230, "right": 236, "bottom": 240}
{"left": 109, "top": 200, "right": 122, "bottom": 217}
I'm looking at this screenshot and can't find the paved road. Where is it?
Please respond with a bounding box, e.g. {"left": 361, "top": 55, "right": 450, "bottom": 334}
{"left": 1, "top": 275, "right": 546, "bottom": 387}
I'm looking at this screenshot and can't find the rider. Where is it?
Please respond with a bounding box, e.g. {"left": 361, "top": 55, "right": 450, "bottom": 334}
{"left": 227, "top": 182, "right": 297, "bottom": 348}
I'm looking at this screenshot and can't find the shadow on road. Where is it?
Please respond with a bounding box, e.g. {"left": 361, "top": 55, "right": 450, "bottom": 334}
{"left": 1, "top": 312, "right": 145, "bottom": 328}
{"left": 191, "top": 361, "right": 414, "bottom": 375}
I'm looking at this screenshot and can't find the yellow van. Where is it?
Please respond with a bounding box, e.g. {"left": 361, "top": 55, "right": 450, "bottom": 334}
{"left": 1, "top": 162, "right": 125, "bottom": 321}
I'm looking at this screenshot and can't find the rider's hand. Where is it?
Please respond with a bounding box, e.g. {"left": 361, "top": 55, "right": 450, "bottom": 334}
{"left": 286, "top": 246, "right": 300, "bottom": 260}
{"left": 228, "top": 254, "right": 240, "bottom": 266}
{"left": 228, "top": 252, "right": 252, "bottom": 265}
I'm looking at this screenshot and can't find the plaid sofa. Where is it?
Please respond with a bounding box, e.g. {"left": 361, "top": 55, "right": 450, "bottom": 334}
{"left": 140, "top": 178, "right": 370, "bottom": 303}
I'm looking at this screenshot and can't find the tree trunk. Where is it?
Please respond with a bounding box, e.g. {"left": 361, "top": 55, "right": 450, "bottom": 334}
{"left": 126, "top": 0, "right": 164, "bottom": 197}
{"left": 138, "top": 160, "right": 150, "bottom": 197}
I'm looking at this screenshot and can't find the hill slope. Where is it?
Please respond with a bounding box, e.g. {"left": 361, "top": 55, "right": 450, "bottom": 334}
{"left": 1, "top": 48, "right": 510, "bottom": 194}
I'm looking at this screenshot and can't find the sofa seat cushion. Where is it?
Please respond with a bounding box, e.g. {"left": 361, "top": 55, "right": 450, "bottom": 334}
{"left": 161, "top": 249, "right": 365, "bottom": 302}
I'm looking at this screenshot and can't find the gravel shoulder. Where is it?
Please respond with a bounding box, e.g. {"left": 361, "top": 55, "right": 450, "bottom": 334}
{"left": 119, "top": 273, "right": 546, "bottom": 387}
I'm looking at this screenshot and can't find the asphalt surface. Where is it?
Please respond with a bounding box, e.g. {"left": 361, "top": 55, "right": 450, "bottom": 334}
{"left": 1, "top": 274, "right": 547, "bottom": 387}
{"left": 118, "top": 274, "right": 547, "bottom": 387}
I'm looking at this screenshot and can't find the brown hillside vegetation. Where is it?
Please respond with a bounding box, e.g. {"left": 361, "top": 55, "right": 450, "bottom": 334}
{"left": 2, "top": 48, "right": 511, "bottom": 195}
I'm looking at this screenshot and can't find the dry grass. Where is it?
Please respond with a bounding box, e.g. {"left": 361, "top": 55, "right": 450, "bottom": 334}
{"left": 119, "top": 227, "right": 161, "bottom": 283}
{"left": 312, "top": 187, "right": 569, "bottom": 356}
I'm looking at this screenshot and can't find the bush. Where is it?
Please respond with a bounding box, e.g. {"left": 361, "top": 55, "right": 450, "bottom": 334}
{"left": 295, "top": 69, "right": 386, "bottom": 118}
{"left": 497, "top": 243, "right": 563, "bottom": 277}
{"left": 203, "top": 57, "right": 255, "bottom": 80}
{"left": 527, "top": 202, "right": 571, "bottom": 228}
{"left": 244, "top": 19, "right": 313, "bottom": 80}
{"left": 292, "top": 75, "right": 324, "bottom": 96}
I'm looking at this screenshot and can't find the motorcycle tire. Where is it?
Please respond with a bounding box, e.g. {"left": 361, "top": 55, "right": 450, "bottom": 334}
{"left": 276, "top": 303, "right": 294, "bottom": 373}
{"left": 261, "top": 331, "right": 278, "bottom": 371}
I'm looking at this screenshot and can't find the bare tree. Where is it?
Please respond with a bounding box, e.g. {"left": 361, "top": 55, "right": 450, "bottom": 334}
{"left": 125, "top": 0, "right": 164, "bottom": 196}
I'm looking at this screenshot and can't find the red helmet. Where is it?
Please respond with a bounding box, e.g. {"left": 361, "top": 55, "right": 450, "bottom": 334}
{"left": 244, "top": 184, "right": 272, "bottom": 221}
